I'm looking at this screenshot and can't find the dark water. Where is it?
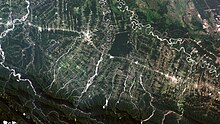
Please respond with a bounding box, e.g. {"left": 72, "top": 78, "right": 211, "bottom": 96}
{"left": 193, "top": 0, "right": 220, "bottom": 19}
{"left": 205, "top": 0, "right": 220, "bottom": 9}
{"left": 193, "top": 0, "right": 208, "bottom": 19}
{"left": 109, "top": 32, "right": 133, "bottom": 56}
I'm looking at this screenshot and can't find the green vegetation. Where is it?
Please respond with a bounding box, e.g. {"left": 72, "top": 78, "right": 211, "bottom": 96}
{"left": 133, "top": 0, "right": 185, "bottom": 35}
{"left": 131, "top": 0, "right": 208, "bottom": 39}
{"left": 190, "top": 16, "right": 203, "bottom": 31}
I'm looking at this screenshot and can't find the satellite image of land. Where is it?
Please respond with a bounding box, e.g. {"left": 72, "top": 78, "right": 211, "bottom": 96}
{"left": 0, "top": 0, "right": 219, "bottom": 124}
